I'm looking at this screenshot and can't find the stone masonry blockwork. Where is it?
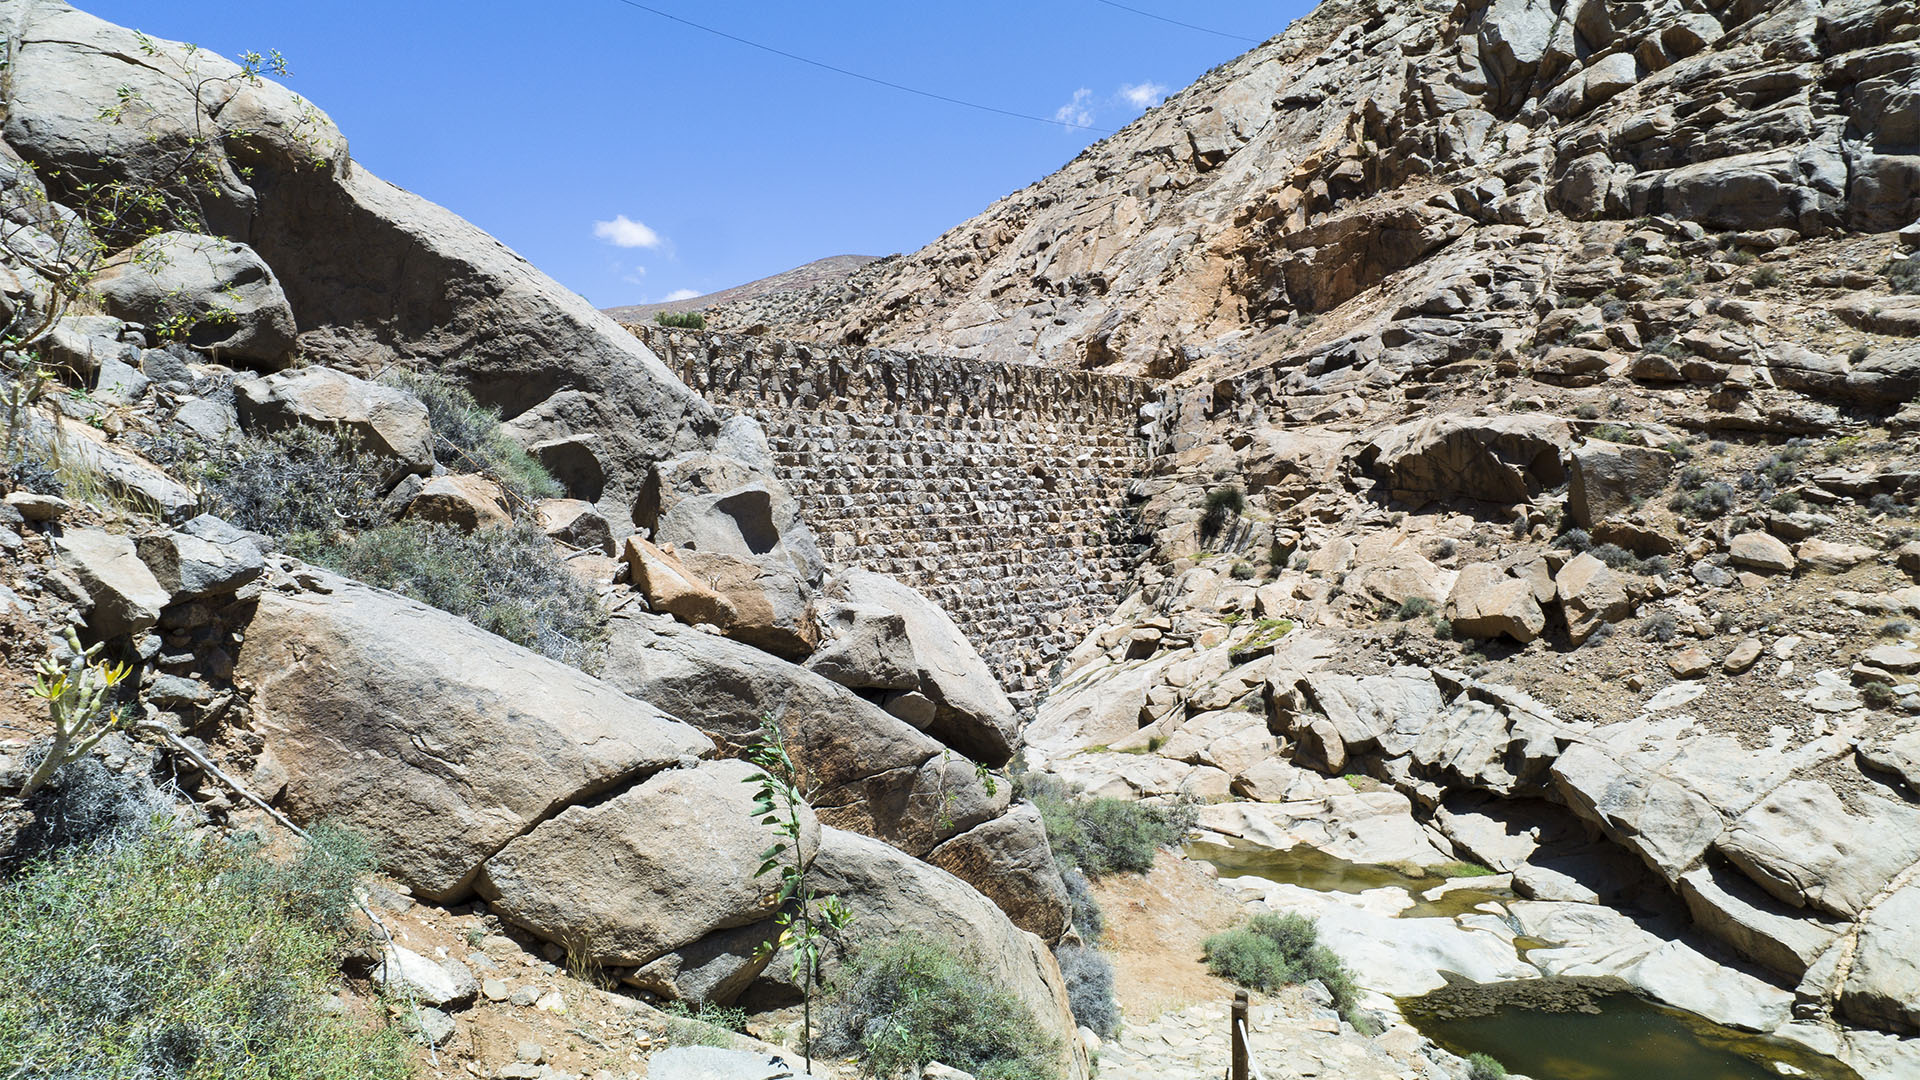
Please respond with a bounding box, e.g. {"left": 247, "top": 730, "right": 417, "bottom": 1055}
{"left": 635, "top": 326, "right": 1152, "bottom": 709}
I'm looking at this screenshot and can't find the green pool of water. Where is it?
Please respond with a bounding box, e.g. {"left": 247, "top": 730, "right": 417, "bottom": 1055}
{"left": 1402, "top": 981, "right": 1862, "bottom": 1080}
{"left": 1183, "top": 838, "right": 1510, "bottom": 919}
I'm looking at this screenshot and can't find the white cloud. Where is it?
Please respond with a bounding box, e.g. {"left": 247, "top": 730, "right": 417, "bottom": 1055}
{"left": 662, "top": 288, "right": 700, "bottom": 302}
{"left": 1120, "top": 81, "right": 1167, "bottom": 108}
{"left": 593, "top": 214, "right": 663, "bottom": 249}
{"left": 1054, "top": 88, "right": 1095, "bottom": 130}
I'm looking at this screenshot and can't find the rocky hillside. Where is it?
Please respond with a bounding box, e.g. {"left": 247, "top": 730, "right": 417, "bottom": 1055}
{"left": 712, "top": 0, "right": 1917, "bottom": 382}
{"left": 708, "top": 0, "right": 1920, "bottom": 1076}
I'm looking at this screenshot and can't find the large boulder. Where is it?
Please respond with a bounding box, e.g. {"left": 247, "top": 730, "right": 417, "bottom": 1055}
{"left": 234, "top": 570, "right": 712, "bottom": 900}
{"left": 805, "top": 602, "right": 920, "bottom": 692}
{"left": 52, "top": 527, "right": 170, "bottom": 638}
{"left": 823, "top": 570, "right": 1019, "bottom": 766}
{"left": 1728, "top": 532, "right": 1795, "bottom": 574}
{"left": 477, "top": 759, "right": 810, "bottom": 967}
{"left": 91, "top": 232, "right": 297, "bottom": 367}
{"left": 637, "top": 451, "right": 823, "bottom": 581}
{"left": 1447, "top": 564, "right": 1546, "bottom": 643}
{"left": 1567, "top": 441, "right": 1673, "bottom": 528}
{"left": 598, "top": 614, "right": 1007, "bottom": 859}
{"left": 537, "top": 498, "right": 615, "bottom": 556}
{"left": 1554, "top": 552, "right": 1633, "bottom": 646}
{"left": 405, "top": 474, "right": 511, "bottom": 533}
{"left": 623, "top": 919, "right": 782, "bottom": 1007}
{"left": 925, "top": 802, "right": 1071, "bottom": 942}
{"left": 132, "top": 514, "right": 264, "bottom": 600}
{"left": 623, "top": 537, "right": 738, "bottom": 629}
{"left": 1361, "top": 414, "right": 1571, "bottom": 506}
{"left": 234, "top": 366, "right": 434, "bottom": 477}
{"left": 678, "top": 550, "right": 819, "bottom": 660}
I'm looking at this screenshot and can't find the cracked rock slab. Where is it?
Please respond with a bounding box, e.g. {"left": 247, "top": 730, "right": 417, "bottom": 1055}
{"left": 235, "top": 569, "right": 711, "bottom": 901}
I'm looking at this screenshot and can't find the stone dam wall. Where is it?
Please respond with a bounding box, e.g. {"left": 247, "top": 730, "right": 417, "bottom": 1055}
{"left": 634, "top": 325, "right": 1154, "bottom": 708}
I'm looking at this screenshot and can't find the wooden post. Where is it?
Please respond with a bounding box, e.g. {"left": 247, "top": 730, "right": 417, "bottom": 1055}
{"left": 1231, "top": 989, "right": 1250, "bottom": 1080}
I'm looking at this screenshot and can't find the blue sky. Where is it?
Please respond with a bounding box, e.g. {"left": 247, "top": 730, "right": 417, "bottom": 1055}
{"left": 87, "top": 2, "right": 1311, "bottom": 308}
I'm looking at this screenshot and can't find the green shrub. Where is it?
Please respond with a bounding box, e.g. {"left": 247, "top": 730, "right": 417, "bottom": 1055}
{"left": 1396, "top": 597, "right": 1434, "bottom": 620}
{"left": 817, "top": 937, "right": 1059, "bottom": 1080}
{"left": 0, "top": 758, "right": 171, "bottom": 875}
{"left": 655, "top": 310, "right": 707, "bottom": 329}
{"left": 187, "top": 426, "right": 391, "bottom": 541}
{"left": 1862, "top": 682, "right": 1897, "bottom": 711}
{"left": 1230, "top": 561, "right": 1256, "bottom": 580}
{"left": 1202, "top": 913, "right": 1364, "bottom": 1028}
{"left": 1670, "top": 482, "right": 1735, "bottom": 519}
{"left": 1750, "top": 265, "right": 1781, "bottom": 288}
{"left": 1201, "top": 485, "right": 1247, "bottom": 539}
{"left": 1022, "top": 773, "right": 1195, "bottom": 877}
{"left": 664, "top": 1002, "right": 746, "bottom": 1048}
{"left": 0, "top": 821, "right": 409, "bottom": 1080}
{"left": 1466, "top": 1052, "right": 1508, "bottom": 1080}
{"left": 1059, "top": 866, "right": 1104, "bottom": 940}
{"left": 1887, "top": 256, "right": 1920, "bottom": 295}
{"left": 1054, "top": 944, "right": 1118, "bottom": 1038}
{"left": 1640, "top": 611, "right": 1680, "bottom": 642}
{"left": 379, "top": 369, "right": 560, "bottom": 505}
{"left": 291, "top": 519, "right": 608, "bottom": 669}
{"left": 1554, "top": 527, "right": 1593, "bottom": 553}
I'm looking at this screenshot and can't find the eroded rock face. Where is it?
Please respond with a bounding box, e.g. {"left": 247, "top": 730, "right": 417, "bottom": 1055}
{"left": 235, "top": 570, "right": 712, "bottom": 901}
{"left": 1364, "top": 416, "right": 1572, "bottom": 507}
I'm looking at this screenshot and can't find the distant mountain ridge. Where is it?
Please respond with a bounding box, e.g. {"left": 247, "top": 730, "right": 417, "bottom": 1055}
{"left": 601, "top": 254, "right": 882, "bottom": 322}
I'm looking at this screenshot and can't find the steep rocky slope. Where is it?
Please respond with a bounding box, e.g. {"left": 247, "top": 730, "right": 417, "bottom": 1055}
{"left": 714, "top": 0, "right": 1918, "bottom": 383}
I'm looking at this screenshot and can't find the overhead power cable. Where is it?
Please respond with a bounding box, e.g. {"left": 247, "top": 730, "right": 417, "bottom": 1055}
{"left": 604, "top": 0, "right": 1119, "bottom": 133}
{"left": 1087, "top": 0, "right": 1265, "bottom": 44}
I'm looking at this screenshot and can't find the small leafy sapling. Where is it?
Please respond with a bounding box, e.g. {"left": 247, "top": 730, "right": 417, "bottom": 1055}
{"left": 743, "top": 718, "right": 851, "bottom": 1073}
{"left": 16, "top": 627, "right": 133, "bottom": 798}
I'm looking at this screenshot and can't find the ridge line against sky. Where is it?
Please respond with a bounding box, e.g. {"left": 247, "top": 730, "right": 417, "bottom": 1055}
{"left": 85, "top": 1, "right": 1312, "bottom": 307}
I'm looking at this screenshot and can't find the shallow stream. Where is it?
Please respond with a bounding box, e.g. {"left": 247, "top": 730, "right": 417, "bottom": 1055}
{"left": 1183, "top": 838, "right": 1511, "bottom": 919}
